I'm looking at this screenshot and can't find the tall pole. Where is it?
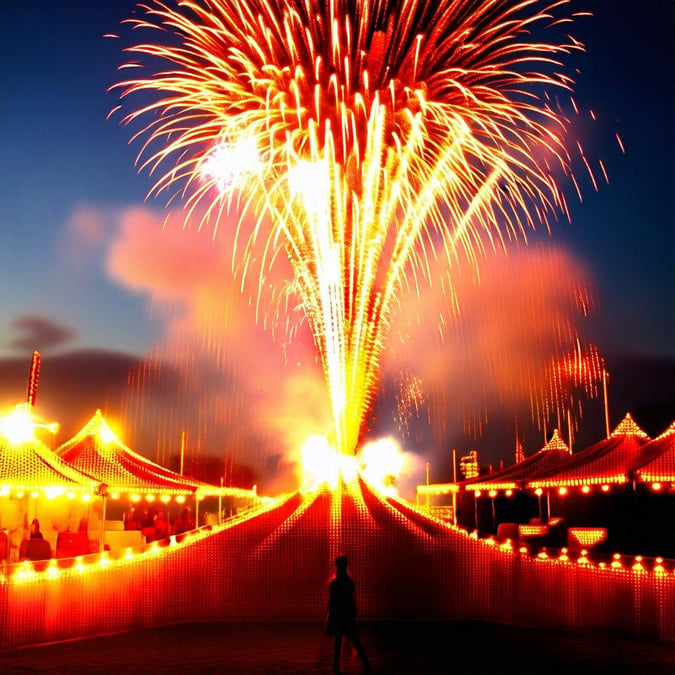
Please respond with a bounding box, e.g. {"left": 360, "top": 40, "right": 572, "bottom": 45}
{"left": 452, "top": 449, "right": 458, "bottom": 525}
{"left": 99, "top": 495, "right": 107, "bottom": 552}
{"left": 602, "top": 368, "right": 611, "bottom": 438}
{"left": 567, "top": 409, "right": 574, "bottom": 452}
{"left": 218, "top": 476, "right": 223, "bottom": 525}
{"left": 425, "top": 462, "right": 430, "bottom": 510}
{"left": 180, "top": 430, "right": 186, "bottom": 476}
{"left": 26, "top": 350, "right": 41, "bottom": 408}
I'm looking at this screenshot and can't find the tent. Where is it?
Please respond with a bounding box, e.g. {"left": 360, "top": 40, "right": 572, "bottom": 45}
{"left": 527, "top": 413, "right": 652, "bottom": 490}
{"left": 0, "top": 432, "right": 100, "bottom": 561}
{"left": 634, "top": 420, "right": 675, "bottom": 486}
{"left": 56, "top": 409, "right": 208, "bottom": 497}
{"left": 0, "top": 435, "right": 100, "bottom": 496}
{"left": 460, "top": 429, "right": 572, "bottom": 492}
{"left": 55, "top": 410, "right": 257, "bottom": 549}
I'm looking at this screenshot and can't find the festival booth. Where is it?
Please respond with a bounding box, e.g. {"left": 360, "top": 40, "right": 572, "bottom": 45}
{"left": 0, "top": 417, "right": 101, "bottom": 563}
{"left": 526, "top": 413, "right": 662, "bottom": 555}
{"left": 55, "top": 410, "right": 257, "bottom": 553}
{"left": 459, "top": 429, "right": 573, "bottom": 541}
{"left": 418, "top": 429, "right": 573, "bottom": 538}
{"left": 634, "top": 421, "right": 675, "bottom": 487}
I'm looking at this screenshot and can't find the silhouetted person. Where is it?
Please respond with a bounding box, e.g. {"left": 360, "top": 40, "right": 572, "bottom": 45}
{"left": 172, "top": 508, "right": 195, "bottom": 535}
{"left": 124, "top": 507, "right": 141, "bottom": 531}
{"left": 326, "top": 556, "right": 370, "bottom": 674}
{"left": 29, "top": 518, "right": 44, "bottom": 539}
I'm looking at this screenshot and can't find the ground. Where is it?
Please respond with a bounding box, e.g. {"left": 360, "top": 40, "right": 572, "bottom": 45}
{"left": 1, "top": 621, "right": 673, "bottom": 674}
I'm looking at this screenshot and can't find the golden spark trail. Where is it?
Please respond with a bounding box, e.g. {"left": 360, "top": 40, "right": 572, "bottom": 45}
{"left": 114, "top": 0, "right": 590, "bottom": 455}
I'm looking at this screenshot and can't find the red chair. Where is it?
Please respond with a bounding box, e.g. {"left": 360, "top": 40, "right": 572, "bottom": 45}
{"left": 19, "top": 538, "right": 52, "bottom": 561}
{"left": 56, "top": 532, "right": 91, "bottom": 558}
{"left": 0, "top": 530, "right": 9, "bottom": 562}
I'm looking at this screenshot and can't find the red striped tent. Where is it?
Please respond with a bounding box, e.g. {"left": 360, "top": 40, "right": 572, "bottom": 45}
{"left": 527, "top": 413, "right": 652, "bottom": 489}
{"left": 634, "top": 421, "right": 675, "bottom": 486}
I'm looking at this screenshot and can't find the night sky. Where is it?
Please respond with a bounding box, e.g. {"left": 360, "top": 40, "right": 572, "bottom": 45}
{"left": 0, "top": 1, "right": 672, "bottom": 488}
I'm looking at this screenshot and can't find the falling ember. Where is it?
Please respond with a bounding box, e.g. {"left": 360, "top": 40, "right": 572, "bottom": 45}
{"left": 115, "top": 1, "right": 596, "bottom": 455}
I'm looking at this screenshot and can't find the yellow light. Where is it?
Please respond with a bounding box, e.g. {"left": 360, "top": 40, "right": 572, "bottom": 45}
{"left": 15, "top": 491, "right": 25, "bottom": 499}
{"left": 0, "top": 486, "right": 9, "bottom": 497}
{"left": 632, "top": 556, "right": 645, "bottom": 572}
{"left": 488, "top": 490, "right": 497, "bottom": 498}
{"left": 130, "top": 494, "right": 141, "bottom": 503}
{"left": 30, "top": 491, "right": 39, "bottom": 499}
{"left": 505, "top": 489, "right": 513, "bottom": 497}
{"left": 652, "top": 482, "right": 662, "bottom": 491}
{"left": 145, "top": 494, "right": 156, "bottom": 502}
{"left": 44, "top": 486, "right": 66, "bottom": 500}
{"left": 67, "top": 491, "right": 76, "bottom": 499}
{"left": 176, "top": 495, "right": 186, "bottom": 504}
{"left": 81, "top": 493, "right": 92, "bottom": 502}
{"left": 601, "top": 484, "right": 610, "bottom": 492}
{"left": 110, "top": 492, "right": 120, "bottom": 500}
{"left": 99, "top": 424, "right": 118, "bottom": 444}
{"left": 474, "top": 490, "right": 481, "bottom": 497}
{"left": 0, "top": 404, "right": 36, "bottom": 443}
{"left": 46, "top": 560, "right": 60, "bottom": 580}
{"left": 160, "top": 494, "right": 171, "bottom": 504}
{"left": 581, "top": 485, "right": 590, "bottom": 494}
{"left": 558, "top": 487, "right": 568, "bottom": 496}
{"left": 534, "top": 488, "right": 543, "bottom": 496}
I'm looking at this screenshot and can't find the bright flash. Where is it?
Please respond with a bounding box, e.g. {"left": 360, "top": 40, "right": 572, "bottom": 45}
{"left": 201, "top": 136, "right": 260, "bottom": 191}
{"left": 359, "top": 438, "right": 405, "bottom": 497}
{"left": 301, "top": 435, "right": 340, "bottom": 490}
{"left": 300, "top": 435, "right": 360, "bottom": 491}
{"left": 287, "top": 161, "right": 330, "bottom": 215}
{"left": 0, "top": 404, "right": 36, "bottom": 444}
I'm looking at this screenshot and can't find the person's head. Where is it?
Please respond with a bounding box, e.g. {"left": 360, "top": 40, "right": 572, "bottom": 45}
{"left": 30, "top": 518, "right": 40, "bottom": 533}
{"left": 335, "top": 555, "right": 348, "bottom": 571}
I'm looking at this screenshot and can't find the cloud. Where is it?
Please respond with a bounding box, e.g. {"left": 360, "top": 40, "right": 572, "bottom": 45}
{"left": 7, "top": 315, "right": 76, "bottom": 353}
{"left": 103, "top": 205, "right": 330, "bottom": 491}
{"left": 91, "top": 202, "right": 611, "bottom": 491}
{"left": 379, "top": 243, "right": 605, "bottom": 456}
{"left": 58, "top": 205, "right": 115, "bottom": 270}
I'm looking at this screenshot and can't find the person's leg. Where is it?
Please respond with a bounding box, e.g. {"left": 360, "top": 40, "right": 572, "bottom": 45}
{"left": 346, "top": 630, "right": 370, "bottom": 671}
{"left": 333, "top": 633, "right": 344, "bottom": 674}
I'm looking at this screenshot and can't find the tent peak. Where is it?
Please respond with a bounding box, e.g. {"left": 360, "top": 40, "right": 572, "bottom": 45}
{"left": 543, "top": 429, "right": 571, "bottom": 454}
{"left": 610, "top": 413, "right": 650, "bottom": 440}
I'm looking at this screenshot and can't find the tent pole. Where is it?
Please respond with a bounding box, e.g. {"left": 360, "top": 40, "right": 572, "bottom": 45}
{"left": 603, "top": 369, "right": 611, "bottom": 438}
{"left": 218, "top": 477, "right": 223, "bottom": 524}
{"left": 99, "top": 494, "right": 107, "bottom": 552}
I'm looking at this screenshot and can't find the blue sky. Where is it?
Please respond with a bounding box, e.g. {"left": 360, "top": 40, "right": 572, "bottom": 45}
{"left": 0, "top": 1, "right": 672, "bottom": 477}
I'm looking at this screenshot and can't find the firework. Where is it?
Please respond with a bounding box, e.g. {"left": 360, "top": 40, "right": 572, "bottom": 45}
{"left": 115, "top": 0, "right": 591, "bottom": 455}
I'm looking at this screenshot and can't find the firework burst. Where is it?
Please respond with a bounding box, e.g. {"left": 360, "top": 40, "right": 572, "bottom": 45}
{"left": 114, "top": 0, "right": 592, "bottom": 455}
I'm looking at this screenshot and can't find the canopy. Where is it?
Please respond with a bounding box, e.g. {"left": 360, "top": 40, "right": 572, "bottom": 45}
{"left": 634, "top": 421, "right": 675, "bottom": 485}
{"left": 56, "top": 409, "right": 256, "bottom": 498}
{"left": 56, "top": 409, "right": 206, "bottom": 496}
{"left": 460, "top": 429, "right": 572, "bottom": 492}
{"left": 527, "top": 413, "right": 652, "bottom": 489}
{"left": 0, "top": 435, "right": 99, "bottom": 494}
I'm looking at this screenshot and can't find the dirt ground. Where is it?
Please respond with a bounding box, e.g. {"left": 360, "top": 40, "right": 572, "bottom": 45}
{"left": 1, "top": 620, "right": 673, "bottom": 674}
